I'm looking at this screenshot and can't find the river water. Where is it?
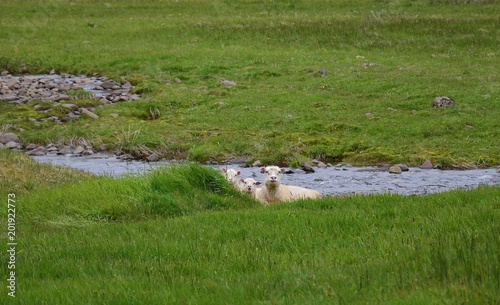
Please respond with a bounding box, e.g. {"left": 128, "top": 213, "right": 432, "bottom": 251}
{"left": 30, "top": 154, "right": 500, "bottom": 196}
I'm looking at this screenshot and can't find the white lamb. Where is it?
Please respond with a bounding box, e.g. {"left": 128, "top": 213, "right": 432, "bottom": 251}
{"left": 221, "top": 168, "right": 242, "bottom": 189}
{"left": 256, "top": 166, "right": 321, "bottom": 204}
{"left": 240, "top": 177, "right": 261, "bottom": 199}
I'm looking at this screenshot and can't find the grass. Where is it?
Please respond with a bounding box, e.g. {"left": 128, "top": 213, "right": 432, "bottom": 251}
{"left": 0, "top": 1, "right": 499, "bottom": 301}
{"left": 0, "top": 151, "right": 498, "bottom": 304}
{"left": 0, "top": 0, "right": 499, "bottom": 167}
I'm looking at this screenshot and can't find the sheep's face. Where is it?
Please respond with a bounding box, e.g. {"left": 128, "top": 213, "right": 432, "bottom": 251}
{"left": 221, "top": 168, "right": 240, "bottom": 184}
{"left": 260, "top": 166, "right": 286, "bottom": 186}
{"left": 240, "top": 178, "right": 261, "bottom": 193}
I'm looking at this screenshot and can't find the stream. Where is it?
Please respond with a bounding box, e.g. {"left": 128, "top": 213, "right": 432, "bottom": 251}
{"left": 30, "top": 154, "right": 500, "bottom": 196}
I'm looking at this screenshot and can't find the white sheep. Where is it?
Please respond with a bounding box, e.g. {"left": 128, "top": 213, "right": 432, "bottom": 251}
{"left": 239, "top": 177, "right": 261, "bottom": 199}
{"left": 221, "top": 168, "right": 242, "bottom": 189}
{"left": 256, "top": 165, "right": 321, "bottom": 204}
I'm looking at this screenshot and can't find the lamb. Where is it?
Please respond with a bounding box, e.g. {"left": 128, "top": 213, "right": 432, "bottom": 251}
{"left": 256, "top": 165, "right": 321, "bottom": 204}
{"left": 239, "top": 177, "right": 261, "bottom": 199}
{"left": 221, "top": 168, "right": 242, "bottom": 189}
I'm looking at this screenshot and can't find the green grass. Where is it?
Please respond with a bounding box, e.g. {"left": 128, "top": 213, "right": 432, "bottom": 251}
{"left": 0, "top": 151, "right": 498, "bottom": 304}
{"left": 0, "top": 0, "right": 499, "bottom": 167}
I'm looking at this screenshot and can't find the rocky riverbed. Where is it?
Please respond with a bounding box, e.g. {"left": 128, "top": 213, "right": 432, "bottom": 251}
{"left": 0, "top": 70, "right": 140, "bottom": 124}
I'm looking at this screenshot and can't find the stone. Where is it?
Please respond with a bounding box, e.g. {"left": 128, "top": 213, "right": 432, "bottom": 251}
{"left": 420, "top": 159, "right": 433, "bottom": 169}
{"left": 81, "top": 108, "right": 99, "bottom": 119}
{"left": 27, "top": 147, "right": 46, "bottom": 156}
{"left": 82, "top": 149, "right": 94, "bottom": 156}
{"left": 365, "top": 113, "right": 374, "bottom": 119}
{"left": 252, "top": 160, "right": 262, "bottom": 167}
{"left": 388, "top": 165, "right": 402, "bottom": 174}
{"left": 174, "top": 78, "right": 182, "bottom": 83}
{"left": 53, "top": 94, "right": 71, "bottom": 102}
{"left": 5, "top": 141, "right": 21, "bottom": 149}
{"left": 0, "top": 133, "right": 20, "bottom": 144}
{"left": 221, "top": 80, "right": 236, "bottom": 87}
{"left": 146, "top": 153, "right": 160, "bottom": 162}
{"left": 300, "top": 162, "right": 315, "bottom": 173}
{"left": 0, "top": 143, "right": 4, "bottom": 149}
{"left": 25, "top": 143, "right": 37, "bottom": 150}
{"left": 57, "top": 146, "right": 74, "bottom": 155}
{"left": 118, "top": 154, "right": 134, "bottom": 161}
{"left": 1, "top": 71, "right": 9, "bottom": 76}
{"left": 432, "top": 96, "right": 455, "bottom": 108}
{"left": 73, "top": 145, "right": 85, "bottom": 155}
{"left": 110, "top": 113, "right": 119, "bottom": 119}
{"left": 394, "top": 164, "right": 409, "bottom": 172}
{"left": 316, "top": 161, "right": 328, "bottom": 168}
{"left": 100, "top": 80, "right": 116, "bottom": 89}
{"left": 0, "top": 94, "right": 18, "bottom": 102}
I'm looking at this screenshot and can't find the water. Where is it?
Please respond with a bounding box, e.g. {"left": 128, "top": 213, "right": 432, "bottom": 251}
{"left": 30, "top": 154, "right": 500, "bottom": 196}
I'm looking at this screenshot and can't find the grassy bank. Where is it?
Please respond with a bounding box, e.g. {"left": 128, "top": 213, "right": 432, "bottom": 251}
{"left": 0, "top": 151, "right": 499, "bottom": 304}
{"left": 0, "top": 0, "right": 499, "bottom": 167}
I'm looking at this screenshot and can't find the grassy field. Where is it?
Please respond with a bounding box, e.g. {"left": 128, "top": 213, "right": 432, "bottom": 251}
{"left": 0, "top": 0, "right": 499, "bottom": 167}
{"left": 0, "top": 151, "right": 499, "bottom": 304}
{"left": 1, "top": 1, "right": 500, "bottom": 303}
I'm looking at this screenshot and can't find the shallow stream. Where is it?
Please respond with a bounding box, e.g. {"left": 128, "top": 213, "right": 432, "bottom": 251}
{"left": 31, "top": 154, "right": 500, "bottom": 196}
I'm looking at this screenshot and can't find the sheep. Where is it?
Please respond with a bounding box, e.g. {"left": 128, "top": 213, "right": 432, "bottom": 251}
{"left": 239, "top": 177, "right": 261, "bottom": 199}
{"left": 221, "top": 168, "right": 242, "bottom": 189}
{"left": 256, "top": 165, "right": 321, "bottom": 204}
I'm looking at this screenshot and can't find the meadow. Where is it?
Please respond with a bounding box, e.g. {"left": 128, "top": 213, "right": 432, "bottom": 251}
{"left": 1, "top": 0, "right": 500, "bottom": 304}
{"left": 0, "top": 0, "right": 499, "bottom": 167}
{"left": 0, "top": 150, "right": 499, "bottom": 304}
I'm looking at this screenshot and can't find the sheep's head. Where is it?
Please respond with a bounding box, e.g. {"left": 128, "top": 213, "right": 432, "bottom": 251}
{"left": 221, "top": 168, "right": 241, "bottom": 185}
{"left": 240, "top": 178, "right": 261, "bottom": 193}
{"left": 260, "top": 166, "right": 286, "bottom": 187}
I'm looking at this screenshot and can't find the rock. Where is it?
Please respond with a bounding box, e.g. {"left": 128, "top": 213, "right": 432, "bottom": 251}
{"left": 316, "top": 161, "right": 328, "bottom": 168}
{"left": 394, "top": 164, "right": 409, "bottom": 172}
{"left": 82, "top": 149, "right": 94, "bottom": 156}
{"left": 0, "top": 133, "right": 20, "bottom": 144}
{"left": 432, "top": 96, "right": 455, "bottom": 108}
{"left": 388, "top": 165, "right": 402, "bottom": 174}
{"left": 0, "top": 143, "right": 4, "bottom": 149}
{"left": 25, "top": 143, "right": 37, "bottom": 150}
{"left": 118, "top": 154, "right": 134, "bottom": 161}
{"left": 27, "top": 147, "right": 46, "bottom": 156}
{"left": 81, "top": 108, "right": 99, "bottom": 119}
{"left": 300, "top": 162, "right": 315, "bottom": 173}
{"left": 0, "top": 94, "right": 18, "bottom": 102}
{"left": 174, "top": 78, "right": 182, "bottom": 83}
{"left": 110, "top": 113, "right": 119, "bottom": 119}
{"left": 73, "top": 145, "right": 85, "bottom": 155}
{"left": 1, "top": 71, "right": 9, "bottom": 76}
{"left": 221, "top": 80, "right": 236, "bottom": 87}
{"left": 252, "top": 160, "right": 262, "bottom": 167}
{"left": 146, "top": 153, "right": 160, "bottom": 162}
{"left": 61, "top": 104, "right": 80, "bottom": 113}
{"left": 365, "top": 113, "right": 374, "bottom": 119}
{"left": 5, "top": 141, "right": 21, "bottom": 149}
{"left": 57, "top": 146, "right": 74, "bottom": 155}
{"left": 497, "top": 166, "right": 500, "bottom": 173}
{"left": 420, "top": 159, "right": 433, "bottom": 169}
{"left": 100, "top": 80, "right": 116, "bottom": 89}
{"left": 49, "top": 69, "right": 56, "bottom": 75}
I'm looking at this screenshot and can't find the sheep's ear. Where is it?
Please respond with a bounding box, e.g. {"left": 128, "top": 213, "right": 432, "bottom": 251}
{"left": 237, "top": 171, "right": 241, "bottom": 175}
{"left": 255, "top": 181, "right": 261, "bottom": 185}
{"left": 221, "top": 168, "right": 227, "bottom": 173}
{"left": 240, "top": 178, "right": 245, "bottom": 183}
{"left": 260, "top": 167, "right": 266, "bottom": 174}
{"left": 280, "top": 168, "right": 286, "bottom": 173}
